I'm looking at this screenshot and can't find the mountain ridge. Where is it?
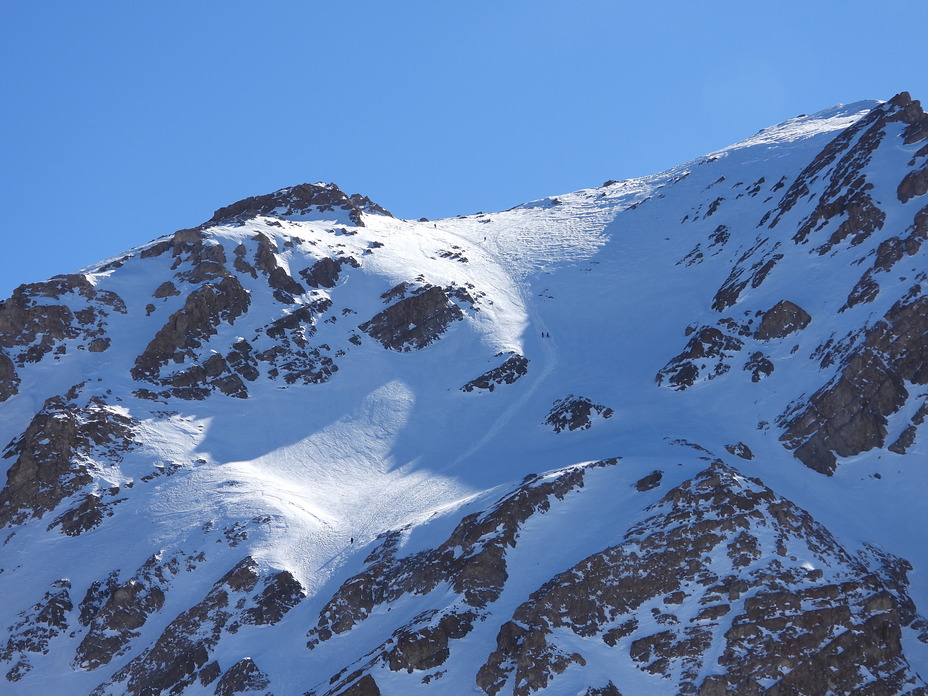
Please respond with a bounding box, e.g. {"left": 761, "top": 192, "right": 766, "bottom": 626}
{"left": 0, "top": 92, "right": 926, "bottom": 696}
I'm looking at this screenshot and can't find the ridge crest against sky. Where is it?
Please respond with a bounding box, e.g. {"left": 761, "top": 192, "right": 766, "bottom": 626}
{"left": 2, "top": 2, "right": 926, "bottom": 298}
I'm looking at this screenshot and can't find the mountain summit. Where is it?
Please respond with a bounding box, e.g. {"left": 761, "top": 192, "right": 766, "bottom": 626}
{"left": 0, "top": 93, "right": 926, "bottom": 696}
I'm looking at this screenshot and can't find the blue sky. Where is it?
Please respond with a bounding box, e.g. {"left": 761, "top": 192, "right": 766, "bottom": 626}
{"left": 2, "top": 1, "right": 926, "bottom": 299}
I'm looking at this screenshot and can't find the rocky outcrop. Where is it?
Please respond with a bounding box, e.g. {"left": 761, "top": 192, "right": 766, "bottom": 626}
{"left": 462, "top": 354, "right": 529, "bottom": 392}
{"left": 254, "top": 299, "right": 338, "bottom": 385}
{"left": 634, "top": 470, "right": 662, "bottom": 491}
{"left": 724, "top": 442, "right": 754, "bottom": 460}
{"left": 91, "top": 557, "right": 263, "bottom": 696}
{"left": 544, "top": 395, "right": 613, "bottom": 432}
{"left": 767, "top": 99, "right": 894, "bottom": 252}
{"left": 842, "top": 204, "right": 928, "bottom": 311}
{"left": 753, "top": 300, "right": 811, "bottom": 340}
{"left": 131, "top": 276, "right": 251, "bottom": 398}
{"left": 711, "top": 240, "right": 783, "bottom": 311}
{"left": 306, "top": 461, "right": 618, "bottom": 693}
{"left": 206, "top": 182, "right": 392, "bottom": 228}
{"left": 657, "top": 327, "right": 744, "bottom": 390}
{"left": 0, "top": 579, "right": 72, "bottom": 681}
{"left": 0, "top": 394, "right": 138, "bottom": 529}
{"left": 250, "top": 232, "right": 305, "bottom": 303}
{"left": 780, "top": 285, "right": 928, "bottom": 474}
{"left": 332, "top": 675, "right": 381, "bottom": 696}
{"left": 0, "top": 349, "right": 19, "bottom": 402}
{"left": 214, "top": 657, "right": 270, "bottom": 696}
{"left": 898, "top": 165, "right": 928, "bottom": 204}
{"left": 476, "top": 463, "right": 927, "bottom": 696}
{"left": 299, "top": 255, "right": 360, "bottom": 289}
{"left": 359, "top": 285, "right": 465, "bottom": 351}
{"left": 75, "top": 549, "right": 208, "bottom": 670}
{"left": 0, "top": 274, "right": 124, "bottom": 379}
{"left": 742, "top": 351, "right": 773, "bottom": 382}
{"left": 241, "top": 570, "right": 305, "bottom": 626}
{"left": 154, "top": 281, "right": 180, "bottom": 298}
{"left": 47, "top": 491, "right": 125, "bottom": 536}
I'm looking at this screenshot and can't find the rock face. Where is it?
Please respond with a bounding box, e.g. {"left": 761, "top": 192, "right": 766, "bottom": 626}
{"left": 299, "top": 256, "right": 360, "bottom": 289}
{"left": 780, "top": 286, "right": 928, "bottom": 474}
{"left": 753, "top": 300, "right": 811, "bottom": 340}
{"left": 476, "top": 464, "right": 927, "bottom": 696}
{"left": 0, "top": 394, "right": 138, "bottom": 529}
{"left": 544, "top": 395, "right": 613, "bottom": 432}
{"left": 1, "top": 579, "right": 72, "bottom": 681}
{"left": 358, "top": 285, "right": 465, "bottom": 351}
{"left": 206, "top": 182, "right": 392, "bottom": 227}
{"left": 90, "top": 556, "right": 302, "bottom": 696}
{"left": 2, "top": 96, "right": 928, "bottom": 696}
{"left": 0, "top": 274, "right": 125, "bottom": 400}
{"left": 462, "top": 354, "right": 529, "bottom": 392}
{"left": 214, "top": 657, "right": 271, "bottom": 696}
{"left": 131, "top": 275, "right": 251, "bottom": 399}
{"left": 306, "top": 461, "right": 617, "bottom": 695}
{"left": 657, "top": 327, "right": 744, "bottom": 390}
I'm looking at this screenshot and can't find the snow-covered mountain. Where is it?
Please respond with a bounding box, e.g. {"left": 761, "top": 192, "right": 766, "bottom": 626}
{"left": 1, "top": 92, "right": 927, "bottom": 696}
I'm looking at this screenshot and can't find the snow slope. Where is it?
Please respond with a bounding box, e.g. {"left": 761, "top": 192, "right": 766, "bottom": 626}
{"left": 0, "top": 94, "right": 926, "bottom": 696}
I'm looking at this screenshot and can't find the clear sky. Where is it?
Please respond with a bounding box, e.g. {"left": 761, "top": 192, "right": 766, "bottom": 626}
{"left": 2, "top": 1, "right": 926, "bottom": 299}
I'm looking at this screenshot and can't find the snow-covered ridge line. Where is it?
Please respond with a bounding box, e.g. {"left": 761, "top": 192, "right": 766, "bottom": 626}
{"left": 0, "top": 93, "right": 926, "bottom": 696}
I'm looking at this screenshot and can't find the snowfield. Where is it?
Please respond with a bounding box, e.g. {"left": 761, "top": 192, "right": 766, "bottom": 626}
{"left": 0, "top": 96, "right": 926, "bottom": 695}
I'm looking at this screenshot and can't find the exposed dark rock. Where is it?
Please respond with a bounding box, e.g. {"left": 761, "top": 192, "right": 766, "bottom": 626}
{"left": 724, "top": 442, "right": 754, "bottom": 460}
{"left": 0, "top": 394, "right": 138, "bottom": 529}
{"left": 0, "top": 349, "right": 19, "bottom": 402}
{"left": 300, "top": 256, "right": 360, "bottom": 289}
{"left": 842, "top": 205, "right": 928, "bottom": 315}
{"left": 87, "top": 336, "right": 110, "bottom": 352}
{"left": 250, "top": 232, "right": 305, "bottom": 303}
{"left": 76, "top": 578, "right": 166, "bottom": 669}
{"left": 476, "top": 463, "right": 927, "bottom": 696}
{"left": 889, "top": 401, "right": 926, "bottom": 455}
{"left": 461, "top": 354, "right": 529, "bottom": 392}
{"left": 768, "top": 101, "right": 889, "bottom": 248}
{"left": 253, "top": 299, "right": 338, "bottom": 385}
{"left": 154, "top": 281, "right": 180, "bottom": 298}
{"left": 308, "top": 460, "right": 616, "bottom": 648}
{"left": 889, "top": 425, "right": 918, "bottom": 454}
{"left": 385, "top": 611, "right": 476, "bottom": 673}
{"left": 333, "top": 675, "right": 381, "bottom": 696}
{"left": 634, "top": 470, "right": 662, "bottom": 491}
{"left": 743, "top": 351, "right": 774, "bottom": 382}
{"left": 47, "top": 492, "right": 124, "bottom": 536}
{"left": 225, "top": 339, "right": 260, "bottom": 383}
{"left": 92, "top": 557, "right": 261, "bottom": 696}
{"left": 545, "top": 395, "right": 614, "bottom": 433}
{"left": 899, "top": 165, "right": 928, "bottom": 204}
{"left": 78, "top": 573, "right": 120, "bottom": 627}
{"left": 241, "top": 570, "right": 305, "bottom": 626}
{"left": 359, "top": 285, "right": 464, "bottom": 351}
{"left": 75, "top": 550, "right": 207, "bottom": 670}
{"left": 131, "top": 276, "right": 250, "bottom": 397}
{"left": 712, "top": 240, "right": 783, "bottom": 312}
{"left": 214, "top": 657, "right": 270, "bottom": 696}
{"left": 584, "top": 683, "right": 622, "bottom": 696}
{"left": 844, "top": 270, "right": 881, "bottom": 310}
{"left": 0, "top": 579, "right": 72, "bottom": 680}
{"left": 657, "top": 327, "right": 744, "bottom": 390}
{"left": 206, "top": 183, "right": 391, "bottom": 228}
{"left": 781, "top": 286, "right": 928, "bottom": 474}
{"left": 754, "top": 300, "right": 811, "bottom": 340}
{"left": 0, "top": 274, "right": 125, "bottom": 370}
{"left": 200, "top": 661, "right": 222, "bottom": 686}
